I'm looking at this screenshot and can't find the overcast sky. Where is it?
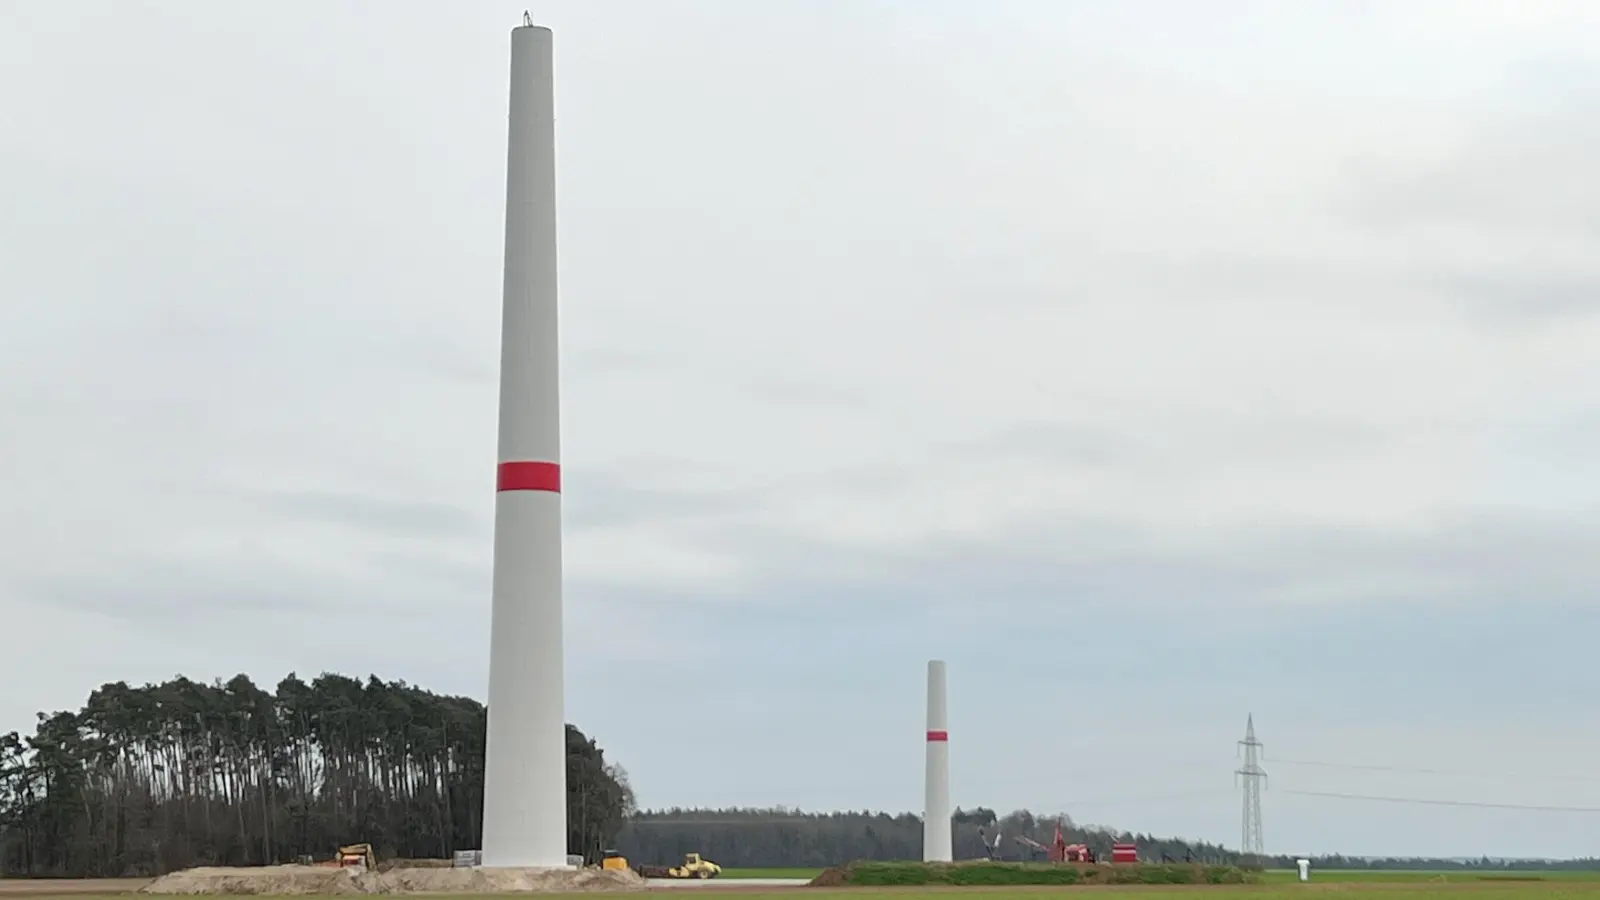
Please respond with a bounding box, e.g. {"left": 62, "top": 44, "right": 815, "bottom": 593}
{"left": 4, "top": 0, "right": 1600, "bottom": 860}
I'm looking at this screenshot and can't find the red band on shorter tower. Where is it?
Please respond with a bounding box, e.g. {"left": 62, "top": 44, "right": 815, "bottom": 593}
{"left": 497, "top": 461, "right": 561, "bottom": 493}
{"left": 926, "top": 730, "right": 948, "bottom": 742}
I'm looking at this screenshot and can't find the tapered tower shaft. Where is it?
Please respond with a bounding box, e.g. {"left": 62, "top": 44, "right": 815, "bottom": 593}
{"left": 480, "top": 18, "right": 567, "bottom": 869}
{"left": 923, "top": 660, "right": 952, "bottom": 862}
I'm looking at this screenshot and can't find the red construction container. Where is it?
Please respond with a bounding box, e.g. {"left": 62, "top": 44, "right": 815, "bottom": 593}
{"left": 1111, "top": 843, "right": 1138, "bottom": 864}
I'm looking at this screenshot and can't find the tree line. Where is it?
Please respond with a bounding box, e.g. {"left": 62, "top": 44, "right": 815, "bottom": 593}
{"left": 0, "top": 673, "right": 632, "bottom": 877}
{"left": 615, "top": 806, "right": 1237, "bottom": 868}
{"left": 5, "top": 673, "right": 1596, "bottom": 877}
{"left": 616, "top": 806, "right": 1600, "bottom": 870}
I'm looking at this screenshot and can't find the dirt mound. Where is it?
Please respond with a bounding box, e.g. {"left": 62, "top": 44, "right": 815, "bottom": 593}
{"left": 807, "top": 865, "right": 850, "bottom": 888}
{"left": 141, "top": 866, "right": 365, "bottom": 895}
{"left": 140, "top": 865, "right": 646, "bottom": 895}
{"left": 373, "top": 859, "right": 452, "bottom": 874}
{"left": 376, "top": 867, "right": 644, "bottom": 893}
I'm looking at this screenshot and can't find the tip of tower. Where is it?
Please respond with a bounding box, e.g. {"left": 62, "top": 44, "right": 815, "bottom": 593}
{"left": 1246, "top": 714, "right": 1256, "bottom": 738}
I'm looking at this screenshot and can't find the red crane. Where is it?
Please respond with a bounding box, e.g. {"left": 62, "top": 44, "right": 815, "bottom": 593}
{"left": 1012, "top": 820, "right": 1094, "bottom": 863}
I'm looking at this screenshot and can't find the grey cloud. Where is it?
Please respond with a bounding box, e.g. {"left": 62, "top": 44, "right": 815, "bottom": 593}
{"left": 1257, "top": 509, "right": 1600, "bottom": 599}
{"left": 236, "top": 488, "right": 485, "bottom": 540}
{"left": 1113, "top": 251, "right": 1389, "bottom": 299}
{"left": 26, "top": 560, "right": 334, "bottom": 623}
{"left": 21, "top": 524, "right": 496, "bottom": 628}
{"left": 1319, "top": 83, "right": 1600, "bottom": 328}
{"left": 625, "top": 501, "right": 1600, "bottom": 618}
{"left": 368, "top": 549, "right": 490, "bottom": 598}
{"left": 1119, "top": 232, "right": 1600, "bottom": 329}
{"left": 945, "top": 421, "right": 1131, "bottom": 467}
{"left": 564, "top": 476, "right": 757, "bottom": 529}
{"left": 1437, "top": 273, "right": 1600, "bottom": 322}
{"left": 1338, "top": 87, "right": 1600, "bottom": 237}
{"left": 1538, "top": 411, "right": 1600, "bottom": 447}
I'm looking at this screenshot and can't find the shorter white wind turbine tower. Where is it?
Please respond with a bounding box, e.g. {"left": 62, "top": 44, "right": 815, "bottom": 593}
{"left": 923, "top": 660, "right": 952, "bottom": 862}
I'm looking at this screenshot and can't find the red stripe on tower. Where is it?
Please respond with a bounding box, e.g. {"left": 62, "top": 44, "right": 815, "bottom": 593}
{"left": 926, "top": 730, "right": 948, "bottom": 742}
{"left": 497, "top": 461, "right": 561, "bottom": 493}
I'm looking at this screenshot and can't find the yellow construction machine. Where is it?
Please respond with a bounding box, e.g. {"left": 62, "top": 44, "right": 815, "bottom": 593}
{"left": 601, "top": 850, "right": 629, "bottom": 872}
{"left": 635, "top": 852, "right": 721, "bottom": 879}
{"left": 337, "top": 843, "right": 377, "bottom": 872}
{"left": 671, "top": 853, "right": 721, "bottom": 879}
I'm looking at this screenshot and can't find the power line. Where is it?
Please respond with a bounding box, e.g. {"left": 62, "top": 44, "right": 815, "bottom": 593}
{"left": 1271, "top": 757, "right": 1600, "bottom": 783}
{"left": 1284, "top": 789, "right": 1600, "bottom": 813}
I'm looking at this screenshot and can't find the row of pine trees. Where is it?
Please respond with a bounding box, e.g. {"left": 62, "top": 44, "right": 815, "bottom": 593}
{"left": 0, "top": 673, "right": 631, "bottom": 877}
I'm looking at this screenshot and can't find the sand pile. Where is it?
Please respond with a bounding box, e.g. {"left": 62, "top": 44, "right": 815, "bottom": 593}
{"left": 140, "top": 864, "right": 647, "bottom": 895}
{"left": 374, "top": 858, "right": 453, "bottom": 873}
{"left": 378, "top": 867, "right": 644, "bottom": 893}
{"left": 140, "top": 866, "right": 365, "bottom": 895}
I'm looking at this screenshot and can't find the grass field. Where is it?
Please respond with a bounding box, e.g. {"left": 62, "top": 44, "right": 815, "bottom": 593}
{"left": 721, "top": 868, "right": 827, "bottom": 879}
{"left": 1254, "top": 871, "right": 1600, "bottom": 884}
{"left": 722, "top": 880, "right": 1600, "bottom": 900}
{"left": 722, "top": 868, "right": 1600, "bottom": 885}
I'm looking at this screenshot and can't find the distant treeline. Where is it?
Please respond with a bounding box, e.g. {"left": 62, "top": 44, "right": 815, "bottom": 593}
{"left": 616, "top": 808, "right": 1600, "bottom": 871}
{"left": 616, "top": 806, "right": 1231, "bottom": 868}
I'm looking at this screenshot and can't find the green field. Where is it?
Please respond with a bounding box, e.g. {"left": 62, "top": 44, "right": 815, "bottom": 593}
{"left": 1255, "top": 871, "right": 1600, "bottom": 884}
{"left": 721, "top": 867, "right": 828, "bottom": 879}
{"left": 721, "top": 867, "right": 1600, "bottom": 885}
{"left": 776, "top": 888, "right": 1600, "bottom": 900}
{"left": 718, "top": 877, "right": 1600, "bottom": 900}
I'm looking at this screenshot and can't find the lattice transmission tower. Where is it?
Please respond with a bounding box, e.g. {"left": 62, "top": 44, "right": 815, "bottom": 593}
{"left": 1235, "top": 714, "right": 1267, "bottom": 860}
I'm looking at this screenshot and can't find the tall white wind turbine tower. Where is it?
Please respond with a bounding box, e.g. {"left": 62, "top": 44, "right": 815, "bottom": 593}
{"left": 480, "top": 13, "right": 568, "bottom": 869}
